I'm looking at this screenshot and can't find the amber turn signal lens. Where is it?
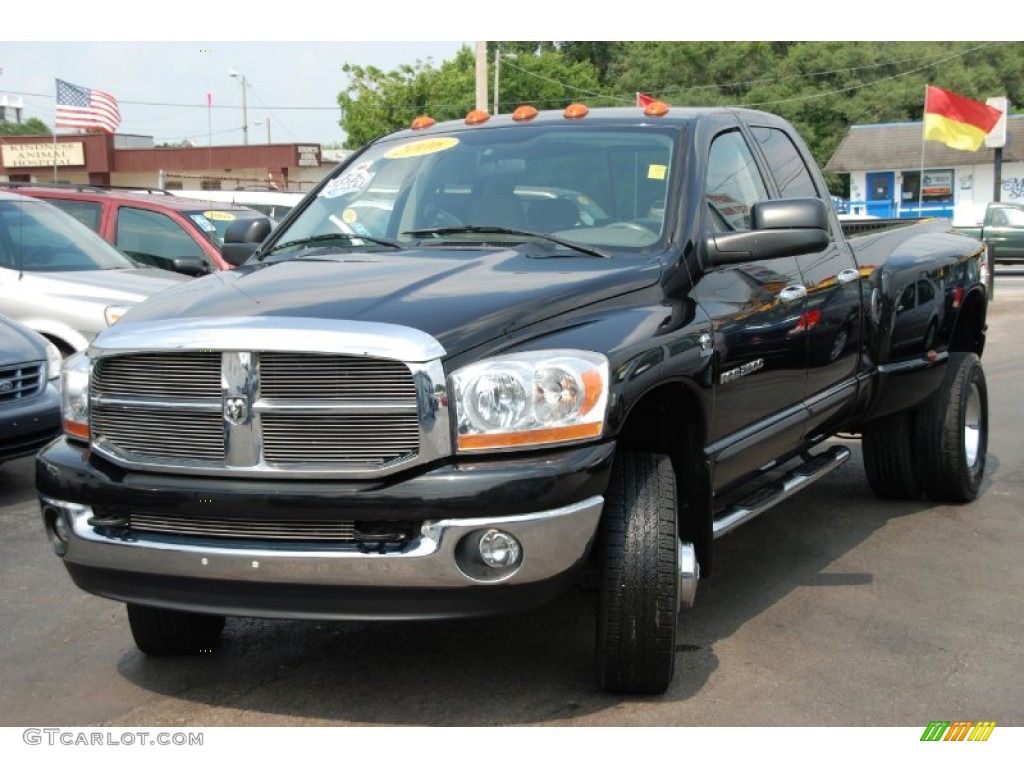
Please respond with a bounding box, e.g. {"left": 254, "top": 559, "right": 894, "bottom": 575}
{"left": 512, "top": 105, "right": 538, "bottom": 121}
{"left": 465, "top": 110, "right": 491, "bottom": 125}
{"left": 563, "top": 103, "right": 589, "bottom": 119}
{"left": 410, "top": 115, "right": 436, "bottom": 130}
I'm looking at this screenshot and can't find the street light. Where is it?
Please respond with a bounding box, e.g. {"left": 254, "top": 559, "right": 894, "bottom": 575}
{"left": 229, "top": 68, "right": 249, "bottom": 145}
{"left": 255, "top": 118, "right": 271, "bottom": 144}
{"left": 493, "top": 49, "right": 518, "bottom": 115}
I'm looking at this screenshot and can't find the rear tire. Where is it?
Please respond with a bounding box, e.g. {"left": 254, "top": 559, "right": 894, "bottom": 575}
{"left": 914, "top": 352, "right": 988, "bottom": 502}
{"left": 862, "top": 410, "right": 921, "bottom": 500}
{"left": 127, "top": 604, "right": 225, "bottom": 655}
{"left": 595, "top": 452, "right": 679, "bottom": 694}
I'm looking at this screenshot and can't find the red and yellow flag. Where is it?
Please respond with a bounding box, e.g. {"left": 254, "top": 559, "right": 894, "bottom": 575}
{"left": 923, "top": 85, "right": 1001, "bottom": 151}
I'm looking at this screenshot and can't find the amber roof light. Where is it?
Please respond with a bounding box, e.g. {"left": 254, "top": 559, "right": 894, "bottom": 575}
{"left": 465, "top": 110, "right": 491, "bottom": 125}
{"left": 563, "top": 103, "right": 589, "bottom": 120}
{"left": 410, "top": 115, "right": 436, "bottom": 130}
{"left": 643, "top": 101, "right": 670, "bottom": 117}
{"left": 512, "top": 105, "right": 538, "bottom": 122}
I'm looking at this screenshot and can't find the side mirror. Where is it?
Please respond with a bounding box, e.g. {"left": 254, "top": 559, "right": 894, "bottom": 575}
{"left": 704, "top": 197, "right": 830, "bottom": 267}
{"left": 170, "top": 255, "right": 211, "bottom": 276}
{"left": 222, "top": 217, "right": 273, "bottom": 267}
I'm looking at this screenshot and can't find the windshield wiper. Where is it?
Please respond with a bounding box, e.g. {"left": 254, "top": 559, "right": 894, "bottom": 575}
{"left": 401, "top": 226, "right": 609, "bottom": 259}
{"left": 263, "top": 232, "right": 402, "bottom": 257}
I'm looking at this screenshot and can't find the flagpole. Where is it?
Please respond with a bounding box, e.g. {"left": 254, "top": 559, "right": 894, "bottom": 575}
{"left": 919, "top": 84, "right": 928, "bottom": 217}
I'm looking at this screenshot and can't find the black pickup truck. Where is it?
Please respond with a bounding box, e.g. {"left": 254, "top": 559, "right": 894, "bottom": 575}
{"left": 37, "top": 105, "right": 989, "bottom": 694}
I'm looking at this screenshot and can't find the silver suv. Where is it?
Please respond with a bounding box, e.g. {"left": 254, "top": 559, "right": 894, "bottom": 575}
{"left": 0, "top": 192, "right": 188, "bottom": 353}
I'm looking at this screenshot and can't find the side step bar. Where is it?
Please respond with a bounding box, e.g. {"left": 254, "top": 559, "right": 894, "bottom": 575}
{"left": 712, "top": 445, "right": 851, "bottom": 539}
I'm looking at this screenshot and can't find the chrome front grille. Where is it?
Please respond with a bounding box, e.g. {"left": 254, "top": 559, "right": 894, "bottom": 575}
{"left": 0, "top": 362, "right": 44, "bottom": 404}
{"left": 90, "top": 350, "right": 432, "bottom": 475}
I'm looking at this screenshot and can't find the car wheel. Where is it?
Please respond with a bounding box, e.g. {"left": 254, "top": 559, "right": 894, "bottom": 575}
{"left": 127, "top": 604, "right": 225, "bottom": 655}
{"left": 862, "top": 410, "right": 921, "bottom": 500}
{"left": 595, "top": 452, "right": 679, "bottom": 694}
{"left": 914, "top": 352, "right": 988, "bottom": 502}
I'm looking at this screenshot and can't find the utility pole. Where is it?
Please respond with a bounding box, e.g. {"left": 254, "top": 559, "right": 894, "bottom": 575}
{"left": 230, "top": 69, "right": 249, "bottom": 145}
{"left": 475, "top": 42, "right": 488, "bottom": 113}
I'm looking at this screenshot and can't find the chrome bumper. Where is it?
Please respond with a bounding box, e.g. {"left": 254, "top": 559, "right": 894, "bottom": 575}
{"left": 41, "top": 496, "right": 603, "bottom": 589}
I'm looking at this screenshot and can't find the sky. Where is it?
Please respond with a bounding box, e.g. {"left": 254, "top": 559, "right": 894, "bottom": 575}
{"left": 1, "top": 2, "right": 1012, "bottom": 148}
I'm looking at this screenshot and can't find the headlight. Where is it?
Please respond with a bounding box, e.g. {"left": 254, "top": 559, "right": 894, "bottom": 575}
{"left": 104, "top": 304, "right": 132, "bottom": 326}
{"left": 450, "top": 350, "right": 608, "bottom": 452}
{"left": 61, "top": 352, "right": 91, "bottom": 441}
{"left": 45, "top": 342, "right": 63, "bottom": 381}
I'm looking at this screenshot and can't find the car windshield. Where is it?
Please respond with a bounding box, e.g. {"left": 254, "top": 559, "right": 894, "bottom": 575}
{"left": 183, "top": 209, "right": 270, "bottom": 247}
{"left": 0, "top": 198, "right": 138, "bottom": 271}
{"left": 266, "top": 123, "right": 678, "bottom": 258}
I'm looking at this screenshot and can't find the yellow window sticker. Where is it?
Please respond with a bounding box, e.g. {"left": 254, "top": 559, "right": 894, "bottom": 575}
{"left": 384, "top": 137, "right": 459, "bottom": 160}
{"left": 341, "top": 208, "right": 359, "bottom": 224}
{"left": 203, "top": 210, "right": 237, "bottom": 221}
{"left": 648, "top": 164, "right": 667, "bottom": 181}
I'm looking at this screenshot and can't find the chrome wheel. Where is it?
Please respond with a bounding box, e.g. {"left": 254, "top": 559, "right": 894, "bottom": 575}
{"left": 964, "top": 379, "right": 982, "bottom": 469}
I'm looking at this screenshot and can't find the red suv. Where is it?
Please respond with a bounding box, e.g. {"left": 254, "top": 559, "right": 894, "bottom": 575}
{"left": 1, "top": 183, "right": 272, "bottom": 275}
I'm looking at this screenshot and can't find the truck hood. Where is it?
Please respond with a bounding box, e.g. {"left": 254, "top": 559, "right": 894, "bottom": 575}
{"left": 0, "top": 315, "right": 46, "bottom": 366}
{"left": 119, "top": 248, "right": 662, "bottom": 357}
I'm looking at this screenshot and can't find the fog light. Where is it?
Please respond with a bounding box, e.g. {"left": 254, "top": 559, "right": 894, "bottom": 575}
{"left": 478, "top": 529, "right": 521, "bottom": 569}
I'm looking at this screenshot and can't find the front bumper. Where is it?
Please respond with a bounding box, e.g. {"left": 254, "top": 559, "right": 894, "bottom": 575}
{"left": 0, "top": 383, "right": 61, "bottom": 464}
{"left": 37, "top": 438, "right": 614, "bottom": 619}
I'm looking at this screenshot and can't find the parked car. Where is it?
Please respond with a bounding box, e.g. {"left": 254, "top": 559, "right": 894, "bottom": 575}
{"left": 168, "top": 189, "right": 305, "bottom": 223}
{"left": 0, "top": 183, "right": 273, "bottom": 275}
{"left": 953, "top": 201, "right": 1024, "bottom": 265}
{"left": 0, "top": 191, "right": 189, "bottom": 353}
{"left": 0, "top": 313, "right": 61, "bottom": 465}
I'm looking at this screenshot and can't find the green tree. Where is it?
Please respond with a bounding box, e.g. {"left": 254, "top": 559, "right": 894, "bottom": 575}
{"left": 0, "top": 117, "right": 51, "bottom": 135}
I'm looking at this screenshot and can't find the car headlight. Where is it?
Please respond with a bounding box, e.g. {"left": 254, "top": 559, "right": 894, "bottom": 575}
{"left": 104, "top": 304, "right": 132, "bottom": 326}
{"left": 450, "top": 350, "right": 608, "bottom": 452}
{"left": 45, "top": 341, "right": 63, "bottom": 381}
{"left": 61, "top": 352, "right": 91, "bottom": 441}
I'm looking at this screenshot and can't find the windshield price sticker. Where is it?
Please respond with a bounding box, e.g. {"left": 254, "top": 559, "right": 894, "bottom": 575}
{"left": 203, "top": 211, "right": 236, "bottom": 221}
{"left": 321, "top": 161, "right": 375, "bottom": 198}
{"left": 384, "top": 137, "right": 459, "bottom": 160}
{"left": 648, "top": 164, "right": 668, "bottom": 180}
{"left": 190, "top": 215, "right": 217, "bottom": 232}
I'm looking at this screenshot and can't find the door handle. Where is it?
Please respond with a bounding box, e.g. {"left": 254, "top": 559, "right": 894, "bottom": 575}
{"left": 779, "top": 285, "right": 807, "bottom": 303}
{"left": 837, "top": 268, "right": 860, "bottom": 284}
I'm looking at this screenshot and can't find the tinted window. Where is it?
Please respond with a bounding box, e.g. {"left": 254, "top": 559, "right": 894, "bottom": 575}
{"left": 0, "top": 199, "right": 134, "bottom": 271}
{"left": 918, "top": 280, "right": 935, "bottom": 303}
{"left": 706, "top": 130, "right": 769, "bottom": 231}
{"left": 749, "top": 126, "right": 819, "bottom": 198}
{"left": 46, "top": 198, "right": 103, "bottom": 231}
{"left": 116, "top": 207, "right": 206, "bottom": 270}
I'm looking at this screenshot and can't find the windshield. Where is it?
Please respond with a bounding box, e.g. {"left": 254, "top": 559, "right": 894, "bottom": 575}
{"left": 268, "top": 124, "right": 678, "bottom": 257}
{"left": 0, "top": 198, "right": 138, "bottom": 271}
{"left": 184, "top": 209, "right": 269, "bottom": 247}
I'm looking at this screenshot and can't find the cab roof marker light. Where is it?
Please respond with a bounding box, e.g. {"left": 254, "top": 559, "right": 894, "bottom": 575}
{"left": 465, "top": 110, "right": 491, "bottom": 126}
{"left": 410, "top": 115, "right": 436, "bottom": 130}
{"left": 563, "top": 104, "right": 589, "bottom": 120}
{"left": 644, "top": 101, "right": 670, "bottom": 117}
{"left": 512, "top": 105, "right": 538, "bottom": 122}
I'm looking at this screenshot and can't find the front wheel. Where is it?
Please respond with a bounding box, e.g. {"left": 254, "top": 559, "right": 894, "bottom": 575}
{"left": 595, "top": 452, "right": 679, "bottom": 694}
{"left": 127, "top": 604, "right": 226, "bottom": 655}
{"left": 914, "top": 352, "right": 988, "bottom": 502}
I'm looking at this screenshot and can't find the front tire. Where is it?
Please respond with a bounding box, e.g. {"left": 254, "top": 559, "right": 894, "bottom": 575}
{"left": 127, "top": 604, "right": 225, "bottom": 655}
{"left": 595, "top": 453, "right": 679, "bottom": 694}
{"left": 914, "top": 352, "right": 988, "bottom": 502}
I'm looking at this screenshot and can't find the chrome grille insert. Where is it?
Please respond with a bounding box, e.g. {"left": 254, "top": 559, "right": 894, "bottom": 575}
{"left": 0, "top": 362, "right": 44, "bottom": 403}
{"left": 93, "top": 353, "right": 221, "bottom": 397}
{"left": 262, "top": 414, "right": 419, "bottom": 465}
{"left": 129, "top": 513, "right": 357, "bottom": 541}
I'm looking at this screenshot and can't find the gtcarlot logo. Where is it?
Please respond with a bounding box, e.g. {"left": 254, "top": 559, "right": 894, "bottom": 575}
{"left": 23, "top": 728, "right": 203, "bottom": 747}
{"left": 920, "top": 721, "right": 996, "bottom": 742}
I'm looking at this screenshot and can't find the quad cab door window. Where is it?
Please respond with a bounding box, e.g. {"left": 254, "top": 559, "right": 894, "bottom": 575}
{"left": 115, "top": 207, "right": 210, "bottom": 272}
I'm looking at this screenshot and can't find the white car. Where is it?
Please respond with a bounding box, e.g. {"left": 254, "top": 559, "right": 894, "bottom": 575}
{"left": 0, "top": 192, "right": 189, "bottom": 353}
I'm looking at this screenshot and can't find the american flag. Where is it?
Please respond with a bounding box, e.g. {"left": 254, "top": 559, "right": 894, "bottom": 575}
{"left": 55, "top": 79, "right": 121, "bottom": 133}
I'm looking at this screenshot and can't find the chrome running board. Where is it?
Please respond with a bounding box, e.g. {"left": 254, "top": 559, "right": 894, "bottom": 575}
{"left": 712, "top": 445, "right": 851, "bottom": 539}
